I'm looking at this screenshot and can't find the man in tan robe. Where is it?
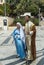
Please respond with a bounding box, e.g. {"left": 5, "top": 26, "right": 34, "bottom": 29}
{"left": 24, "top": 15, "right": 36, "bottom": 63}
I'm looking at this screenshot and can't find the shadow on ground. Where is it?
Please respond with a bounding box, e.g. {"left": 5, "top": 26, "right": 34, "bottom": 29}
{"left": 36, "top": 48, "right": 44, "bottom": 58}
{"left": 37, "top": 58, "right": 44, "bottom": 65}
{"left": 6, "top": 59, "right": 26, "bottom": 65}
{"left": 0, "top": 55, "right": 18, "bottom": 61}
{"left": 0, "top": 54, "right": 26, "bottom": 65}
{"left": 36, "top": 48, "right": 44, "bottom": 65}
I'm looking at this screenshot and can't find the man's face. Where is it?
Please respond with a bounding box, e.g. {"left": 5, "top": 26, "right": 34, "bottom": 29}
{"left": 25, "top": 16, "right": 29, "bottom": 22}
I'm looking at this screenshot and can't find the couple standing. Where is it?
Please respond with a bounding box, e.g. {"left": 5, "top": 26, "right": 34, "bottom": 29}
{"left": 13, "top": 14, "right": 36, "bottom": 64}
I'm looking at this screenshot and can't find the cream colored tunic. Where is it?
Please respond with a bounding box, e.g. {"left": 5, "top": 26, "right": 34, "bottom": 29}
{"left": 25, "top": 21, "right": 34, "bottom": 60}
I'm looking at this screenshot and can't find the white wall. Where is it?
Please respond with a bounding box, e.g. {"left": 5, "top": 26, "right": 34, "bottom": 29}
{"left": 0, "top": 0, "right": 5, "bottom": 4}
{"left": 0, "top": 16, "right": 14, "bottom": 29}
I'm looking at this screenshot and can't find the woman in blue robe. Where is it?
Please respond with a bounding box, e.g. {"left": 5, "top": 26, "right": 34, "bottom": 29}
{"left": 12, "top": 22, "right": 26, "bottom": 59}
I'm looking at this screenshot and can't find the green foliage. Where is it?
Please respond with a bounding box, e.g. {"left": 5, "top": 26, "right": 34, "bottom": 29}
{"left": 0, "top": 4, "right": 11, "bottom": 16}
{"left": 0, "top": 5, "right": 4, "bottom": 15}
{"left": 14, "top": 17, "right": 25, "bottom": 26}
{"left": 26, "top": 4, "right": 39, "bottom": 15}
{"left": 6, "top": 4, "right": 11, "bottom": 16}
{"left": 14, "top": 17, "right": 39, "bottom": 26}
{"left": 12, "top": 0, "right": 44, "bottom": 16}
{"left": 32, "top": 18, "right": 39, "bottom": 26}
{"left": 0, "top": 0, "right": 44, "bottom": 16}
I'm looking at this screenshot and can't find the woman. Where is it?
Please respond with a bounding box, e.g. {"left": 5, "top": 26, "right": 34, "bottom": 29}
{"left": 12, "top": 22, "right": 26, "bottom": 59}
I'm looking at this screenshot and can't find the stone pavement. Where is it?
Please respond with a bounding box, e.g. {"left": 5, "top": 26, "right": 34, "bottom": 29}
{"left": 0, "top": 26, "right": 44, "bottom": 65}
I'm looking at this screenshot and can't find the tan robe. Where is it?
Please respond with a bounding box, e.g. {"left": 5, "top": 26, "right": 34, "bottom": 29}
{"left": 25, "top": 21, "right": 36, "bottom": 60}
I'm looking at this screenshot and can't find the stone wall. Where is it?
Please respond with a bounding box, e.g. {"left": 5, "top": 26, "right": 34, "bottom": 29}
{"left": 39, "top": 21, "right": 44, "bottom": 26}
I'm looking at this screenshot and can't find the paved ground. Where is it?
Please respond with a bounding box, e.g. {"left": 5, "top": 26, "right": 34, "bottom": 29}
{"left": 0, "top": 26, "right": 44, "bottom": 65}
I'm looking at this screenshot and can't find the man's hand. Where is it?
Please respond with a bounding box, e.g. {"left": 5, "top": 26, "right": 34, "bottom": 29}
{"left": 27, "top": 32, "right": 29, "bottom": 35}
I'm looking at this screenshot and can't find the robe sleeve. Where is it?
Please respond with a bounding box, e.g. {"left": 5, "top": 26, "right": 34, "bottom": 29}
{"left": 29, "top": 24, "right": 36, "bottom": 36}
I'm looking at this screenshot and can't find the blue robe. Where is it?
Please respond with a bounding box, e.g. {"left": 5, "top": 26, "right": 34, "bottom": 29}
{"left": 12, "top": 28, "right": 26, "bottom": 59}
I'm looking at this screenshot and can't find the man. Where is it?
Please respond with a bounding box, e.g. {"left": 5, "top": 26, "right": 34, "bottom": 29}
{"left": 24, "top": 13, "right": 36, "bottom": 64}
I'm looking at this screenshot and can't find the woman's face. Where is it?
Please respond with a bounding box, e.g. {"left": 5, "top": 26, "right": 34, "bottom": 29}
{"left": 16, "top": 24, "right": 20, "bottom": 29}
